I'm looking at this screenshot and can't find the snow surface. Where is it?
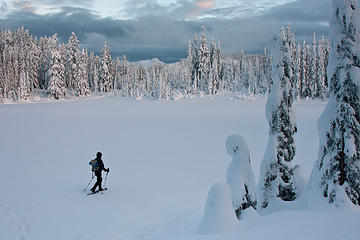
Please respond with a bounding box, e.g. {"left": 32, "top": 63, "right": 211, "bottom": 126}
{"left": 1, "top": 96, "right": 359, "bottom": 240}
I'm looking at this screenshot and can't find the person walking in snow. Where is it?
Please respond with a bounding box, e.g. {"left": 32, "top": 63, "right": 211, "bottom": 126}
{"left": 90, "top": 152, "right": 109, "bottom": 193}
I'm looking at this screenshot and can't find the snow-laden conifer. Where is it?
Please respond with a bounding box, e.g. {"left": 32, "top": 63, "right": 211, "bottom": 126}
{"left": 76, "top": 49, "right": 90, "bottom": 96}
{"left": 29, "top": 36, "right": 41, "bottom": 92}
{"left": 294, "top": 42, "right": 302, "bottom": 98}
{"left": 307, "top": 0, "right": 360, "bottom": 207}
{"left": 226, "top": 135, "right": 257, "bottom": 219}
{"left": 299, "top": 39, "right": 308, "bottom": 98}
{"left": 309, "top": 33, "right": 318, "bottom": 99}
{"left": 66, "top": 32, "right": 80, "bottom": 90}
{"left": 99, "top": 42, "right": 113, "bottom": 93}
{"left": 47, "top": 34, "right": 66, "bottom": 99}
{"left": 258, "top": 27, "right": 298, "bottom": 209}
{"left": 316, "top": 36, "right": 328, "bottom": 99}
{"left": 198, "top": 26, "right": 210, "bottom": 93}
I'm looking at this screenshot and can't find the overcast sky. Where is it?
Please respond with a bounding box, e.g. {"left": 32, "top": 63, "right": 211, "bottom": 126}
{"left": 0, "top": 0, "right": 338, "bottom": 62}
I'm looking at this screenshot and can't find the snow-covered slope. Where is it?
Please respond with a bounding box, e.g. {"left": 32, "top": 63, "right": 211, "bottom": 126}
{"left": 0, "top": 97, "right": 359, "bottom": 240}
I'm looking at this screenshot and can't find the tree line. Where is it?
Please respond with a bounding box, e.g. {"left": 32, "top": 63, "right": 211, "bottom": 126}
{"left": 0, "top": 25, "right": 329, "bottom": 101}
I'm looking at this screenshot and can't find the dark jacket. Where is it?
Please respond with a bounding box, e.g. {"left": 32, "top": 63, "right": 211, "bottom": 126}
{"left": 94, "top": 157, "right": 106, "bottom": 173}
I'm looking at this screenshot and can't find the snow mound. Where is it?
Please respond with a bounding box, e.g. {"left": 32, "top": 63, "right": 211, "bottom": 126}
{"left": 196, "top": 182, "right": 239, "bottom": 234}
{"left": 225, "top": 134, "right": 249, "bottom": 157}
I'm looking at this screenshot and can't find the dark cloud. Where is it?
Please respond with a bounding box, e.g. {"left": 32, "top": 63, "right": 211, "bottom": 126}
{"left": 258, "top": 0, "right": 332, "bottom": 43}
{"left": 0, "top": 0, "right": 344, "bottom": 63}
{"left": 1, "top": 7, "right": 131, "bottom": 42}
{"left": 0, "top": 6, "right": 188, "bottom": 62}
{"left": 261, "top": 0, "right": 331, "bottom": 22}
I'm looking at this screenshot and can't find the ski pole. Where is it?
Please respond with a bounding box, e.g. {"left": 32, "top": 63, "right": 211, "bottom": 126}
{"left": 103, "top": 171, "right": 109, "bottom": 189}
{"left": 83, "top": 172, "right": 95, "bottom": 192}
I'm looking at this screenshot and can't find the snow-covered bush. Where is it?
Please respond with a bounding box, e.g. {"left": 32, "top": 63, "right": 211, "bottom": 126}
{"left": 225, "top": 135, "right": 257, "bottom": 219}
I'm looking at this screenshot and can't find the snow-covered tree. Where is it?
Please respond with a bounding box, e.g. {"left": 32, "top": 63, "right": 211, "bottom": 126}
{"left": 39, "top": 36, "right": 50, "bottom": 89}
{"left": 258, "top": 27, "right": 298, "bottom": 209}
{"left": 247, "top": 59, "right": 256, "bottom": 94}
{"left": 316, "top": 36, "right": 329, "bottom": 99}
{"left": 215, "top": 41, "right": 222, "bottom": 93}
{"left": 88, "top": 53, "right": 100, "bottom": 93}
{"left": 299, "top": 39, "right": 308, "bottom": 98}
{"left": 226, "top": 135, "right": 257, "bottom": 219}
{"left": 184, "top": 40, "right": 193, "bottom": 94}
{"left": 263, "top": 48, "right": 272, "bottom": 95}
{"left": 307, "top": 0, "right": 360, "bottom": 207}
{"left": 198, "top": 26, "right": 210, "bottom": 93}
{"left": 286, "top": 24, "right": 297, "bottom": 96}
{"left": 66, "top": 32, "right": 81, "bottom": 90}
{"left": 208, "top": 38, "right": 217, "bottom": 95}
{"left": 308, "top": 33, "right": 318, "bottom": 98}
{"left": 293, "top": 42, "right": 301, "bottom": 98}
{"left": 99, "top": 42, "right": 113, "bottom": 93}
{"left": 18, "top": 46, "right": 30, "bottom": 100}
{"left": 47, "top": 34, "right": 66, "bottom": 99}
{"left": 28, "top": 36, "right": 41, "bottom": 92}
{"left": 76, "top": 49, "right": 90, "bottom": 96}
{"left": 119, "top": 55, "right": 129, "bottom": 96}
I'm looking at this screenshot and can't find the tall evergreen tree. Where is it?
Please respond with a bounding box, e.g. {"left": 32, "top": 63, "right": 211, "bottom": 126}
{"left": 294, "top": 42, "right": 302, "bottom": 98}
{"left": 308, "top": 33, "right": 318, "bottom": 98}
{"left": 185, "top": 40, "right": 193, "bottom": 94}
{"left": 29, "top": 36, "right": 41, "bottom": 92}
{"left": 99, "top": 42, "right": 113, "bottom": 92}
{"left": 66, "top": 32, "right": 81, "bottom": 90}
{"left": 258, "top": 27, "right": 298, "bottom": 209}
{"left": 198, "top": 26, "right": 210, "bottom": 93}
{"left": 286, "top": 24, "right": 297, "bottom": 97}
{"left": 299, "top": 39, "right": 308, "bottom": 98}
{"left": 307, "top": 0, "right": 360, "bottom": 207}
{"left": 39, "top": 36, "right": 50, "bottom": 89}
{"left": 47, "top": 34, "right": 66, "bottom": 99}
{"left": 316, "top": 35, "right": 328, "bottom": 99}
{"left": 76, "top": 49, "right": 90, "bottom": 96}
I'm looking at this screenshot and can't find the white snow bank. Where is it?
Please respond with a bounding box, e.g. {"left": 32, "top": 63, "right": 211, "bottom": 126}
{"left": 196, "top": 183, "right": 238, "bottom": 234}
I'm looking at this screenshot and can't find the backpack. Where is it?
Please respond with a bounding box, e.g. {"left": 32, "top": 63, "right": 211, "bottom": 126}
{"left": 89, "top": 159, "right": 100, "bottom": 172}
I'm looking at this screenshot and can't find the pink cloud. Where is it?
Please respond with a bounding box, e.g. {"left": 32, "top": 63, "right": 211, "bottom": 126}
{"left": 196, "top": 0, "right": 215, "bottom": 10}
{"left": 188, "top": 0, "right": 215, "bottom": 18}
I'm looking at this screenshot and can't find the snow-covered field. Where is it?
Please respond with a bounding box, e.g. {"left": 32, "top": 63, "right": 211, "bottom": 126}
{"left": 1, "top": 96, "right": 359, "bottom": 240}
